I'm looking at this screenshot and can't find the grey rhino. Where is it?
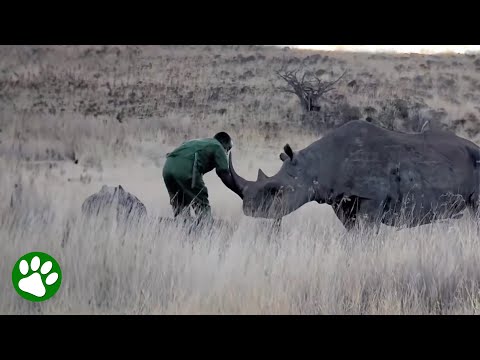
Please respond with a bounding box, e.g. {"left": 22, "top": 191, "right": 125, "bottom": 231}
{"left": 228, "top": 120, "right": 480, "bottom": 230}
{"left": 81, "top": 185, "right": 147, "bottom": 222}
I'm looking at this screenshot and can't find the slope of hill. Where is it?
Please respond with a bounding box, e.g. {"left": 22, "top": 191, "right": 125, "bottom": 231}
{"left": 1, "top": 45, "right": 479, "bottom": 162}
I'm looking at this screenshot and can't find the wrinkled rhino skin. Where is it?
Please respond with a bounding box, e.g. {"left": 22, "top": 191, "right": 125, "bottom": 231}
{"left": 229, "top": 120, "right": 480, "bottom": 230}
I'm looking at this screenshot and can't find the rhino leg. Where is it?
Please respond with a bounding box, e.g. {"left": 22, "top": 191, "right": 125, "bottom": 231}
{"left": 272, "top": 218, "right": 282, "bottom": 231}
{"left": 332, "top": 194, "right": 388, "bottom": 232}
{"left": 358, "top": 199, "right": 386, "bottom": 228}
{"left": 336, "top": 210, "right": 357, "bottom": 231}
{"left": 333, "top": 196, "right": 361, "bottom": 231}
{"left": 467, "top": 192, "right": 479, "bottom": 231}
{"left": 265, "top": 219, "right": 282, "bottom": 243}
{"left": 470, "top": 192, "right": 479, "bottom": 214}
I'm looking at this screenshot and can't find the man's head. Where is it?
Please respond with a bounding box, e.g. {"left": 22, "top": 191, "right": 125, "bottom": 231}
{"left": 214, "top": 132, "right": 233, "bottom": 153}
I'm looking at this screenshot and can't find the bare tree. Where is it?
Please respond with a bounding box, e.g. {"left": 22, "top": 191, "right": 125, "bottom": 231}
{"left": 275, "top": 67, "right": 347, "bottom": 113}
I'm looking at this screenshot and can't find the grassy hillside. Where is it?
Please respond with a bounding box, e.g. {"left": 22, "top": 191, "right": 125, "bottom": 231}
{"left": 1, "top": 45, "right": 479, "bottom": 314}
{"left": 1, "top": 45, "right": 480, "bottom": 157}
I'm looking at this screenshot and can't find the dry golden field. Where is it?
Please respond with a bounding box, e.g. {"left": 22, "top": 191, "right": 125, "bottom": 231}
{"left": 1, "top": 45, "right": 480, "bottom": 314}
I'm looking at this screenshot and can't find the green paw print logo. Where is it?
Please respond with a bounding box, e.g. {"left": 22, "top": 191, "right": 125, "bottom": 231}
{"left": 12, "top": 252, "right": 62, "bottom": 302}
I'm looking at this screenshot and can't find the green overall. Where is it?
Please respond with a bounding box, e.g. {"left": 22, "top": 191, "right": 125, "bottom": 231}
{"left": 162, "top": 138, "right": 229, "bottom": 220}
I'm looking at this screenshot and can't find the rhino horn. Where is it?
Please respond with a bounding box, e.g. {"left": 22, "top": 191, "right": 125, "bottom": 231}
{"left": 229, "top": 152, "right": 251, "bottom": 198}
{"left": 257, "top": 168, "right": 269, "bottom": 181}
{"left": 280, "top": 153, "right": 289, "bottom": 162}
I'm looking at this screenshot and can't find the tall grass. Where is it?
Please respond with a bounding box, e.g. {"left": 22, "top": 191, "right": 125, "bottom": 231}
{"left": 1, "top": 164, "right": 480, "bottom": 314}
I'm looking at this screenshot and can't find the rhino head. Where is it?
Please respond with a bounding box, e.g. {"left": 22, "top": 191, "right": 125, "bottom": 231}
{"left": 229, "top": 144, "right": 316, "bottom": 219}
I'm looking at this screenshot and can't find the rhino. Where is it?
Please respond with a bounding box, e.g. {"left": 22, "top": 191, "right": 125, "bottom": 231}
{"left": 228, "top": 120, "right": 480, "bottom": 230}
{"left": 81, "top": 185, "right": 147, "bottom": 222}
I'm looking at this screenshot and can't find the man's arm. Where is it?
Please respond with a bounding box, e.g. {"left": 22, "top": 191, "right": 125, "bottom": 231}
{"left": 216, "top": 169, "right": 243, "bottom": 199}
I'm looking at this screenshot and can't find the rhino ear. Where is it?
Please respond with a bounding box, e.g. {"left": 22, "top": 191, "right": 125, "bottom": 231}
{"left": 284, "top": 144, "right": 294, "bottom": 160}
{"left": 280, "top": 153, "right": 289, "bottom": 162}
{"left": 257, "top": 169, "right": 269, "bottom": 181}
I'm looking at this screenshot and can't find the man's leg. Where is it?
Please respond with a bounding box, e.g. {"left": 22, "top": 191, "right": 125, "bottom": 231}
{"left": 163, "top": 172, "right": 190, "bottom": 219}
{"left": 165, "top": 179, "right": 209, "bottom": 234}
{"left": 171, "top": 192, "right": 191, "bottom": 219}
{"left": 190, "top": 182, "right": 213, "bottom": 227}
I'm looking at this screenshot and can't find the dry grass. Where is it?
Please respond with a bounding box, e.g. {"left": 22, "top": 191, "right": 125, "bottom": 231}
{"left": 1, "top": 45, "right": 480, "bottom": 314}
{"left": 1, "top": 170, "right": 480, "bottom": 314}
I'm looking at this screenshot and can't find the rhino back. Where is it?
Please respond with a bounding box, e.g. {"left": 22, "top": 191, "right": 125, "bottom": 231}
{"left": 300, "top": 120, "right": 479, "bottom": 204}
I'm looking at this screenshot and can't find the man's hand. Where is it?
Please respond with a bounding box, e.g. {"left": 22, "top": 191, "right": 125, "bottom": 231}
{"left": 216, "top": 169, "right": 243, "bottom": 199}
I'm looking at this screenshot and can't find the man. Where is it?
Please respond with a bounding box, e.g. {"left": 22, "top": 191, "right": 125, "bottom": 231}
{"left": 162, "top": 132, "right": 238, "bottom": 224}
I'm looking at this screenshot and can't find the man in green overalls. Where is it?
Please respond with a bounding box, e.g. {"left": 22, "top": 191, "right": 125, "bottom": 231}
{"left": 162, "top": 132, "right": 238, "bottom": 224}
